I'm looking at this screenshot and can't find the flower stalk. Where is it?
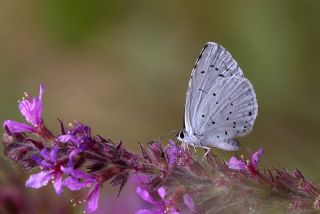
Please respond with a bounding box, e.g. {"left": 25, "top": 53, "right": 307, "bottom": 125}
{"left": 2, "top": 84, "right": 320, "bottom": 213}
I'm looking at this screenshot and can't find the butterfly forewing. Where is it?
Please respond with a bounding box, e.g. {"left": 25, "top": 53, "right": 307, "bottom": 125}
{"left": 185, "top": 42, "right": 245, "bottom": 134}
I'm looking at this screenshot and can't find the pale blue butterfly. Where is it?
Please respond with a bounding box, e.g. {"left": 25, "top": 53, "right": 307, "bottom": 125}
{"left": 177, "top": 42, "right": 258, "bottom": 151}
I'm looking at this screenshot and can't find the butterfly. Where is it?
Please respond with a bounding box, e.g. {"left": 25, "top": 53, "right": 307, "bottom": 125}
{"left": 176, "top": 42, "right": 258, "bottom": 151}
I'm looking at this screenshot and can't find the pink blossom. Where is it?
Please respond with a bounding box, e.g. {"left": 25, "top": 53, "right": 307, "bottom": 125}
{"left": 227, "top": 148, "right": 264, "bottom": 174}
{"left": 4, "top": 84, "right": 44, "bottom": 133}
{"left": 136, "top": 186, "right": 180, "bottom": 214}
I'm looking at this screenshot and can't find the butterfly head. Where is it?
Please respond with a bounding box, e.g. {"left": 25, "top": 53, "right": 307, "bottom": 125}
{"left": 176, "top": 129, "right": 193, "bottom": 144}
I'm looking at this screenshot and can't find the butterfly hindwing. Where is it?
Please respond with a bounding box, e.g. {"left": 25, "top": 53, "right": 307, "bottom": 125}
{"left": 195, "top": 76, "right": 257, "bottom": 146}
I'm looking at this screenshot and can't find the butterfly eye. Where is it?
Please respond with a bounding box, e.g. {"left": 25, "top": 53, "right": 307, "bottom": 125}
{"left": 179, "top": 132, "right": 184, "bottom": 139}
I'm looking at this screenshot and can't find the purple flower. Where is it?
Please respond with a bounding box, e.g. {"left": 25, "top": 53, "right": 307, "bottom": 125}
{"left": 135, "top": 186, "right": 180, "bottom": 214}
{"left": 227, "top": 157, "right": 247, "bottom": 170}
{"left": 57, "top": 123, "right": 93, "bottom": 168}
{"left": 227, "top": 148, "right": 264, "bottom": 174}
{"left": 166, "top": 140, "right": 181, "bottom": 166}
{"left": 166, "top": 140, "right": 191, "bottom": 166}
{"left": 25, "top": 147, "right": 63, "bottom": 195}
{"left": 62, "top": 169, "right": 101, "bottom": 212}
{"left": 57, "top": 123, "right": 91, "bottom": 147}
{"left": 4, "top": 84, "right": 44, "bottom": 133}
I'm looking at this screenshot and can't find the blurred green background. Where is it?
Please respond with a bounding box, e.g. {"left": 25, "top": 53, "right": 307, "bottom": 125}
{"left": 0, "top": 0, "right": 320, "bottom": 213}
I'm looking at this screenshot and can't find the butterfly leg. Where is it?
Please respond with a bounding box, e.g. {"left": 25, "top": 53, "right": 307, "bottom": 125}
{"left": 189, "top": 142, "right": 196, "bottom": 152}
{"left": 202, "top": 146, "right": 211, "bottom": 162}
{"left": 190, "top": 142, "right": 198, "bottom": 158}
{"left": 181, "top": 142, "right": 189, "bottom": 151}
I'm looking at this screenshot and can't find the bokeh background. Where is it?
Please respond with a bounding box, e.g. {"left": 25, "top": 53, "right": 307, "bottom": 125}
{"left": 0, "top": 0, "right": 320, "bottom": 213}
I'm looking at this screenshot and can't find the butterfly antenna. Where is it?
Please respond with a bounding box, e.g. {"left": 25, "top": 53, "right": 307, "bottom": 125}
{"left": 155, "top": 129, "right": 180, "bottom": 141}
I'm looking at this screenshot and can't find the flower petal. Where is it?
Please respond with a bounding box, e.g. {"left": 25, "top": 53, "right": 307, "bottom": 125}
{"left": 251, "top": 148, "right": 264, "bottom": 168}
{"left": 87, "top": 184, "right": 100, "bottom": 212}
{"left": 227, "top": 157, "right": 247, "bottom": 170}
{"left": 40, "top": 160, "right": 52, "bottom": 168}
{"left": 183, "top": 194, "right": 195, "bottom": 212}
{"left": 3, "top": 120, "right": 33, "bottom": 133}
{"left": 53, "top": 174, "right": 63, "bottom": 195}
{"left": 67, "top": 149, "right": 83, "bottom": 167}
{"left": 62, "top": 177, "right": 88, "bottom": 191}
{"left": 57, "top": 134, "right": 78, "bottom": 144}
{"left": 50, "top": 148, "right": 59, "bottom": 162}
{"left": 136, "top": 187, "right": 157, "bottom": 204}
{"left": 25, "top": 170, "right": 53, "bottom": 189}
{"left": 61, "top": 166, "right": 73, "bottom": 174}
{"left": 135, "top": 209, "right": 163, "bottom": 214}
{"left": 157, "top": 187, "right": 166, "bottom": 200}
{"left": 19, "top": 98, "right": 42, "bottom": 126}
{"left": 39, "top": 84, "right": 45, "bottom": 100}
{"left": 31, "top": 155, "right": 43, "bottom": 165}
{"left": 40, "top": 148, "right": 50, "bottom": 160}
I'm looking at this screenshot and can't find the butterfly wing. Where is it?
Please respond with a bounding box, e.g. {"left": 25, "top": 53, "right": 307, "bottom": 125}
{"left": 184, "top": 42, "right": 245, "bottom": 139}
{"left": 196, "top": 76, "right": 258, "bottom": 150}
